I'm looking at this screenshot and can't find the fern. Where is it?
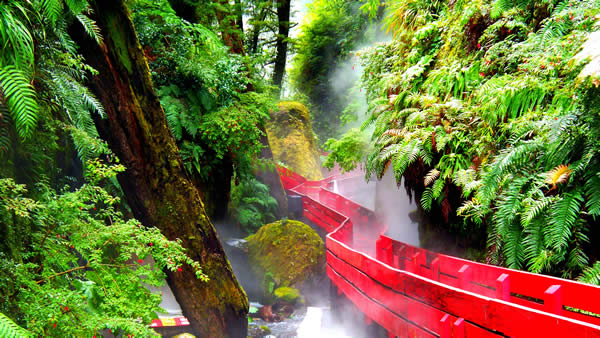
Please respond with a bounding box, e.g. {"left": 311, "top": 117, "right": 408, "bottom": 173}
{"left": 0, "top": 312, "right": 31, "bottom": 337}
{"left": 41, "top": 0, "right": 63, "bottom": 25}
{"left": 421, "top": 187, "right": 434, "bottom": 211}
{"left": 75, "top": 13, "right": 102, "bottom": 44}
{"left": 545, "top": 191, "right": 583, "bottom": 251}
{"left": 0, "top": 2, "right": 35, "bottom": 69}
{"left": 579, "top": 261, "right": 600, "bottom": 285}
{"left": 0, "top": 66, "right": 38, "bottom": 138}
{"left": 584, "top": 173, "right": 600, "bottom": 217}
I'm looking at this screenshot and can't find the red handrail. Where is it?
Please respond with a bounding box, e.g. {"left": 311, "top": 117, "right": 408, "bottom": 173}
{"left": 277, "top": 166, "right": 600, "bottom": 337}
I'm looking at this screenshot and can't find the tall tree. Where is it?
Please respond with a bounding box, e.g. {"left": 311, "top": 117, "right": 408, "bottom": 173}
{"left": 272, "top": 0, "right": 291, "bottom": 95}
{"left": 71, "top": 1, "right": 248, "bottom": 336}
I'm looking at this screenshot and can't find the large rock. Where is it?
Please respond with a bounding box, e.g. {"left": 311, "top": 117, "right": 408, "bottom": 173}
{"left": 575, "top": 31, "right": 600, "bottom": 82}
{"left": 266, "top": 102, "right": 323, "bottom": 180}
{"left": 246, "top": 220, "right": 325, "bottom": 290}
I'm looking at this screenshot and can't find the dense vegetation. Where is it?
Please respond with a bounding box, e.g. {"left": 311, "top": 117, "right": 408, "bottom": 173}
{"left": 325, "top": 0, "right": 600, "bottom": 281}
{"left": 290, "top": 0, "right": 371, "bottom": 139}
{"left": 3, "top": 0, "right": 600, "bottom": 335}
{"left": 0, "top": 0, "right": 289, "bottom": 335}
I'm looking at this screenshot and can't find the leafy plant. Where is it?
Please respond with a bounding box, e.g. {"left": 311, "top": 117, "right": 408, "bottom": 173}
{"left": 0, "top": 161, "right": 206, "bottom": 336}
{"left": 229, "top": 178, "right": 279, "bottom": 234}
{"left": 325, "top": 0, "right": 600, "bottom": 280}
{"left": 0, "top": 312, "right": 31, "bottom": 338}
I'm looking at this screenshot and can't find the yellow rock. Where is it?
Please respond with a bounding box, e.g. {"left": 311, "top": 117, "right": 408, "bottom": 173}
{"left": 246, "top": 219, "right": 325, "bottom": 287}
{"left": 266, "top": 101, "right": 323, "bottom": 180}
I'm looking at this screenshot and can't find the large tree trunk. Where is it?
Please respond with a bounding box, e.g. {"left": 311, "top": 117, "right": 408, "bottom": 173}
{"left": 72, "top": 1, "right": 248, "bottom": 336}
{"left": 272, "top": 0, "right": 291, "bottom": 96}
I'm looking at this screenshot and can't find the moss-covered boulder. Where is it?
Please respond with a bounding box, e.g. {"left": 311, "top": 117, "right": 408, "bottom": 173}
{"left": 266, "top": 102, "right": 323, "bottom": 180}
{"left": 246, "top": 219, "right": 325, "bottom": 289}
{"left": 274, "top": 286, "right": 301, "bottom": 303}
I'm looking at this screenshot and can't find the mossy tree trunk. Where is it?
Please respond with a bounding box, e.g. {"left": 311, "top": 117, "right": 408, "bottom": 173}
{"left": 72, "top": 1, "right": 248, "bottom": 336}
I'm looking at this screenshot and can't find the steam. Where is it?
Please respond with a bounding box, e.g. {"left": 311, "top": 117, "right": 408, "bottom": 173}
{"left": 329, "top": 22, "right": 392, "bottom": 133}
{"left": 374, "top": 169, "right": 420, "bottom": 246}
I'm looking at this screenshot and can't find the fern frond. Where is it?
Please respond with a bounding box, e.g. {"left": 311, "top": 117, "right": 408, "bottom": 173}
{"left": 504, "top": 222, "right": 525, "bottom": 269}
{"left": 76, "top": 13, "right": 102, "bottom": 44}
{"left": 585, "top": 172, "right": 600, "bottom": 217}
{"left": 0, "top": 65, "right": 38, "bottom": 138}
{"left": 521, "top": 196, "right": 556, "bottom": 227}
{"left": 544, "top": 164, "right": 572, "bottom": 186}
{"left": 0, "top": 312, "right": 31, "bottom": 337}
{"left": 41, "top": 0, "right": 63, "bottom": 25}
{"left": 0, "top": 2, "right": 35, "bottom": 69}
{"left": 545, "top": 191, "right": 584, "bottom": 251}
{"left": 579, "top": 261, "right": 600, "bottom": 285}
{"left": 421, "top": 187, "right": 434, "bottom": 211}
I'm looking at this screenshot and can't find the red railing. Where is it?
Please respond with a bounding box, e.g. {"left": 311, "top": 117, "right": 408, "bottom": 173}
{"left": 277, "top": 166, "right": 600, "bottom": 337}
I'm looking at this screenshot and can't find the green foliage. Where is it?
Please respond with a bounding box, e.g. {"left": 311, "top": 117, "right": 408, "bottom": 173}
{"left": 323, "top": 128, "right": 369, "bottom": 173}
{"left": 230, "top": 177, "right": 279, "bottom": 234}
{"left": 0, "top": 312, "right": 31, "bottom": 338}
{"left": 133, "top": 0, "right": 274, "bottom": 182}
{"left": 0, "top": 161, "right": 206, "bottom": 337}
{"left": 0, "top": 0, "right": 102, "bottom": 143}
{"left": 323, "top": 0, "right": 600, "bottom": 279}
{"left": 290, "top": 0, "right": 370, "bottom": 139}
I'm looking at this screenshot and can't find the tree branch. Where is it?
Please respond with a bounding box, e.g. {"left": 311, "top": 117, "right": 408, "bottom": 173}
{"left": 36, "top": 264, "right": 89, "bottom": 284}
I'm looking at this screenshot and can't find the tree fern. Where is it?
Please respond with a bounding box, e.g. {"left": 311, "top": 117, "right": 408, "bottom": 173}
{"left": 0, "top": 312, "right": 31, "bottom": 338}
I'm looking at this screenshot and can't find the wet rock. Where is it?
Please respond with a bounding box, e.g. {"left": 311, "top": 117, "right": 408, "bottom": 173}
{"left": 248, "top": 322, "right": 272, "bottom": 337}
{"left": 266, "top": 101, "right": 323, "bottom": 180}
{"left": 274, "top": 286, "right": 301, "bottom": 304}
{"left": 246, "top": 219, "right": 325, "bottom": 302}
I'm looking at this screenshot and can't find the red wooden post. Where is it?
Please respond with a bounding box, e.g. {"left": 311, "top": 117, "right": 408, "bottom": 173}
{"left": 495, "top": 273, "right": 510, "bottom": 301}
{"left": 396, "top": 245, "right": 406, "bottom": 270}
{"left": 345, "top": 220, "right": 354, "bottom": 247}
{"left": 453, "top": 318, "right": 465, "bottom": 338}
{"left": 376, "top": 236, "right": 393, "bottom": 265}
{"left": 365, "top": 316, "right": 372, "bottom": 325}
{"left": 430, "top": 257, "right": 440, "bottom": 281}
{"left": 458, "top": 265, "right": 472, "bottom": 291}
{"left": 544, "top": 285, "right": 563, "bottom": 316}
{"left": 411, "top": 252, "right": 422, "bottom": 275}
{"left": 405, "top": 252, "right": 417, "bottom": 273}
{"left": 439, "top": 314, "right": 451, "bottom": 338}
{"left": 388, "top": 333, "right": 395, "bottom": 338}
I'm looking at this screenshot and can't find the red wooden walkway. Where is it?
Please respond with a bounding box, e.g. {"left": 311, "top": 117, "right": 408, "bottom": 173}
{"left": 278, "top": 166, "right": 600, "bottom": 337}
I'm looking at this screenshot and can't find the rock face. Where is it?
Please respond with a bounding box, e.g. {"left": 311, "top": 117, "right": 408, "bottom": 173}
{"left": 266, "top": 102, "right": 323, "bottom": 180}
{"left": 575, "top": 31, "right": 600, "bottom": 80}
{"left": 246, "top": 220, "right": 325, "bottom": 291}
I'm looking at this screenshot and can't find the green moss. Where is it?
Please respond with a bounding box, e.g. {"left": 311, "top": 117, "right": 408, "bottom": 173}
{"left": 259, "top": 325, "right": 271, "bottom": 334}
{"left": 246, "top": 219, "right": 325, "bottom": 287}
{"left": 266, "top": 102, "right": 323, "bottom": 180}
{"left": 106, "top": 15, "right": 133, "bottom": 74}
{"left": 274, "top": 286, "right": 301, "bottom": 303}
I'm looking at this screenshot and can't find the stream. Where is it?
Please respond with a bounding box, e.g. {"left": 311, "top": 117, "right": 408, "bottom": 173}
{"left": 215, "top": 168, "right": 469, "bottom": 337}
